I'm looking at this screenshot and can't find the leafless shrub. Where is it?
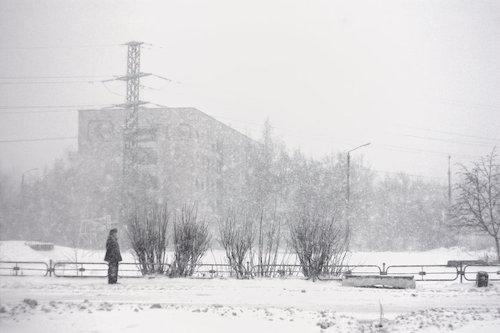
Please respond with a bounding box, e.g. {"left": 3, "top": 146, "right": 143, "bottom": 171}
{"left": 170, "top": 205, "right": 210, "bottom": 277}
{"left": 127, "top": 204, "right": 169, "bottom": 275}
{"left": 218, "top": 210, "right": 255, "bottom": 278}
{"left": 255, "top": 212, "right": 282, "bottom": 277}
{"left": 289, "top": 212, "right": 347, "bottom": 280}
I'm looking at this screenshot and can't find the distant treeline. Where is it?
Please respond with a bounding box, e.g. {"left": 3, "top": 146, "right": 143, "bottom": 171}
{"left": 0, "top": 121, "right": 482, "bottom": 252}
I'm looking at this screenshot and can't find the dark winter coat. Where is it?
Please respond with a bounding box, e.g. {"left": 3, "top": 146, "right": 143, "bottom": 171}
{"left": 104, "top": 234, "right": 122, "bottom": 263}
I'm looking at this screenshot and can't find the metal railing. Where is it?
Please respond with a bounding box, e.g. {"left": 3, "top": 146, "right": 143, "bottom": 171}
{"left": 0, "top": 260, "right": 498, "bottom": 283}
{"left": 463, "top": 264, "right": 500, "bottom": 282}
{"left": 317, "top": 265, "right": 383, "bottom": 281}
{"left": 325, "top": 264, "right": 383, "bottom": 276}
{"left": 0, "top": 261, "right": 49, "bottom": 277}
{"left": 385, "top": 264, "right": 459, "bottom": 281}
{"left": 253, "top": 264, "right": 303, "bottom": 278}
{"left": 52, "top": 261, "right": 148, "bottom": 278}
{"left": 192, "top": 264, "right": 235, "bottom": 278}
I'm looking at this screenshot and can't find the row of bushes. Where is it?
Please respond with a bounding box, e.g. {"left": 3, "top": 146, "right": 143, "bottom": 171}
{"left": 127, "top": 204, "right": 348, "bottom": 279}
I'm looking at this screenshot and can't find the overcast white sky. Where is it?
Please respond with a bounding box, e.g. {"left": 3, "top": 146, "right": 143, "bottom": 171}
{"left": 0, "top": 0, "right": 499, "bottom": 182}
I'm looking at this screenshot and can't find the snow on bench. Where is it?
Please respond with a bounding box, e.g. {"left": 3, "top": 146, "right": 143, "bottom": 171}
{"left": 25, "top": 241, "right": 54, "bottom": 251}
{"left": 342, "top": 274, "right": 416, "bottom": 289}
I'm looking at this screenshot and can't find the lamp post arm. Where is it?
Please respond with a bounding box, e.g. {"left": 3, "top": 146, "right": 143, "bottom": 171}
{"left": 347, "top": 142, "right": 371, "bottom": 154}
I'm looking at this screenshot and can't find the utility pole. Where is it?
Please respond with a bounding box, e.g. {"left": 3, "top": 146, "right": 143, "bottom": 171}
{"left": 440, "top": 155, "right": 452, "bottom": 243}
{"left": 447, "top": 155, "right": 451, "bottom": 206}
{"left": 117, "top": 41, "right": 150, "bottom": 222}
{"left": 346, "top": 152, "right": 353, "bottom": 205}
{"left": 345, "top": 142, "right": 370, "bottom": 246}
{"left": 346, "top": 143, "right": 371, "bottom": 207}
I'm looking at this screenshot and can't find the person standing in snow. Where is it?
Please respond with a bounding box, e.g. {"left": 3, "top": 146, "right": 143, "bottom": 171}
{"left": 104, "top": 228, "right": 122, "bottom": 284}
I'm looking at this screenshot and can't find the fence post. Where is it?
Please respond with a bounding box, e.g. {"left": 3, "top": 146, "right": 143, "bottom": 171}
{"left": 49, "top": 259, "right": 52, "bottom": 277}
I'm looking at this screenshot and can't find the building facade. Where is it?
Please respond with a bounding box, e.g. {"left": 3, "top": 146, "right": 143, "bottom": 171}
{"left": 78, "top": 107, "right": 256, "bottom": 221}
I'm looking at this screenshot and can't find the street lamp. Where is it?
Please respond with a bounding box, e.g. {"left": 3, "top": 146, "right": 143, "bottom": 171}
{"left": 346, "top": 143, "right": 370, "bottom": 205}
{"left": 345, "top": 143, "right": 370, "bottom": 242}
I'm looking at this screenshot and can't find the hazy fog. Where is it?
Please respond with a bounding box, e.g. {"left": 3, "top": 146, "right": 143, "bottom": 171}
{"left": 1, "top": 0, "right": 499, "bottom": 180}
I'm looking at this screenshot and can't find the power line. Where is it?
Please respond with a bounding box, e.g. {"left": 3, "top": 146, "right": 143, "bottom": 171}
{"left": 393, "top": 123, "right": 500, "bottom": 143}
{"left": 0, "top": 80, "right": 105, "bottom": 85}
{"left": 0, "top": 136, "right": 77, "bottom": 144}
{"left": 150, "top": 74, "right": 181, "bottom": 84}
{"left": 369, "top": 168, "right": 445, "bottom": 181}
{"left": 0, "top": 104, "right": 120, "bottom": 115}
{"left": 101, "top": 81, "right": 124, "bottom": 97}
{"left": 395, "top": 133, "right": 498, "bottom": 148}
{"left": 0, "top": 101, "right": 486, "bottom": 160}
{"left": 142, "top": 43, "right": 168, "bottom": 49}
{"left": 171, "top": 107, "right": 483, "bottom": 159}
{"left": 199, "top": 110, "right": 479, "bottom": 158}
{"left": 0, "top": 104, "right": 109, "bottom": 109}
{"left": 0, "top": 44, "right": 120, "bottom": 50}
{"left": 429, "top": 96, "right": 499, "bottom": 111}
{"left": 373, "top": 143, "right": 478, "bottom": 159}
{"left": 0, "top": 75, "right": 115, "bottom": 80}
{"left": 0, "top": 110, "right": 78, "bottom": 115}
{"left": 141, "top": 107, "right": 449, "bottom": 181}
{"left": 0, "top": 109, "right": 115, "bottom": 115}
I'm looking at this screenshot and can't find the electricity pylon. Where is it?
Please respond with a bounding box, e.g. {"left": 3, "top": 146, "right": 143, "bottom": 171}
{"left": 117, "top": 41, "right": 150, "bottom": 222}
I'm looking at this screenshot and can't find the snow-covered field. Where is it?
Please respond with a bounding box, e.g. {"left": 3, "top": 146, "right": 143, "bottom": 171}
{"left": 1, "top": 241, "right": 499, "bottom": 332}
{"left": 0, "top": 240, "right": 494, "bottom": 266}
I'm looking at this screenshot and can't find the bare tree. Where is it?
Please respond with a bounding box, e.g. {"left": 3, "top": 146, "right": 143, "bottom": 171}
{"left": 170, "top": 205, "right": 210, "bottom": 277}
{"left": 452, "top": 148, "right": 500, "bottom": 260}
{"left": 127, "top": 204, "right": 169, "bottom": 275}
{"left": 289, "top": 211, "right": 347, "bottom": 280}
{"left": 218, "top": 209, "right": 255, "bottom": 278}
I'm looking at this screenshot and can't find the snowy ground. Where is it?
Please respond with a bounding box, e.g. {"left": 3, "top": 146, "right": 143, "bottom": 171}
{"left": 1, "top": 277, "right": 500, "bottom": 332}
{"left": 1, "top": 241, "right": 499, "bottom": 332}
{"left": 0, "top": 240, "right": 495, "bottom": 266}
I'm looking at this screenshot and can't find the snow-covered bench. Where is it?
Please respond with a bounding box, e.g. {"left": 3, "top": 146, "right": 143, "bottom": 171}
{"left": 342, "top": 274, "right": 416, "bottom": 289}
{"left": 25, "top": 241, "right": 54, "bottom": 251}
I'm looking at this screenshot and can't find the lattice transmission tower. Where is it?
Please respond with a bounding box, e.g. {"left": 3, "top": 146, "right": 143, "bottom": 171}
{"left": 118, "top": 41, "right": 150, "bottom": 220}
